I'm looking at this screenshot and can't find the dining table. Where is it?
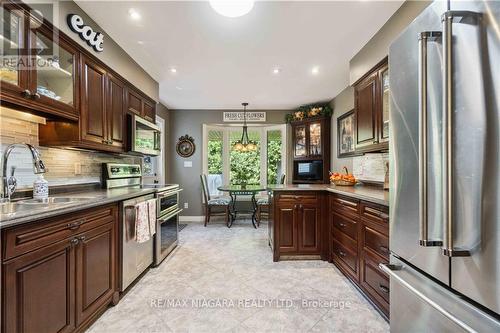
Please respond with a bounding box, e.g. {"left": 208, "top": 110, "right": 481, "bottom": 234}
{"left": 217, "top": 184, "right": 266, "bottom": 228}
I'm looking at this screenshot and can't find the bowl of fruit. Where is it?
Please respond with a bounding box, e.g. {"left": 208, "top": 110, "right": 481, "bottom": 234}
{"left": 330, "top": 167, "right": 356, "bottom": 186}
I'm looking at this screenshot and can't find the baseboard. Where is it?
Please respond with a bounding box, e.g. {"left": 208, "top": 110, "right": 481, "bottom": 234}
{"left": 179, "top": 216, "right": 204, "bottom": 222}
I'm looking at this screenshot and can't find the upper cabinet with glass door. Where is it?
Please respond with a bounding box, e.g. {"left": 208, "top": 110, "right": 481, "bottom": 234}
{"left": 309, "top": 122, "right": 322, "bottom": 156}
{"left": 0, "top": 4, "right": 78, "bottom": 120}
{"left": 0, "top": 5, "right": 28, "bottom": 96}
{"left": 29, "top": 24, "right": 79, "bottom": 117}
{"left": 294, "top": 124, "right": 307, "bottom": 157}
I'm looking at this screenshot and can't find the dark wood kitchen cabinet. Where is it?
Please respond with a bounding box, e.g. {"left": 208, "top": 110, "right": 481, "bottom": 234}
{"left": 3, "top": 238, "right": 77, "bottom": 333}
{"left": 1, "top": 204, "right": 119, "bottom": 333}
{"left": 272, "top": 192, "right": 323, "bottom": 261}
{"left": 329, "top": 193, "right": 390, "bottom": 319}
{"left": 76, "top": 223, "right": 116, "bottom": 326}
{"left": 291, "top": 116, "right": 331, "bottom": 184}
{"left": 126, "top": 87, "right": 156, "bottom": 122}
{"left": 0, "top": 3, "right": 79, "bottom": 120}
{"left": 354, "top": 58, "right": 389, "bottom": 153}
{"left": 39, "top": 57, "right": 126, "bottom": 153}
{"left": 80, "top": 56, "right": 108, "bottom": 147}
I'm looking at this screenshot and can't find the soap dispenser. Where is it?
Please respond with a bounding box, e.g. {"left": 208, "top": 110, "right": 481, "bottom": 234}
{"left": 33, "top": 174, "right": 49, "bottom": 199}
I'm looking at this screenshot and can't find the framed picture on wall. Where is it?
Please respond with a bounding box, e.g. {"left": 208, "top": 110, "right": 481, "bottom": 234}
{"left": 337, "top": 110, "right": 357, "bottom": 158}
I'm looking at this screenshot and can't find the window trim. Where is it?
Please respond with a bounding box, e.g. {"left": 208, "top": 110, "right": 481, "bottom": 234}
{"left": 202, "top": 124, "right": 287, "bottom": 188}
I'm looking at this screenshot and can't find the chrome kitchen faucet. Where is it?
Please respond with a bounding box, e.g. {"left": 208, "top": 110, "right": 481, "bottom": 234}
{"left": 1, "top": 143, "right": 46, "bottom": 200}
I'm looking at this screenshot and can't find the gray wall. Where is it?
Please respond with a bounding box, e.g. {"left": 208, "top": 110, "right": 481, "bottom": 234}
{"left": 167, "top": 110, "right": 290, "bottom": 216}
{"left": 331, "top": 0, "right": 430, "bottom": 170}
{"left": 349, "top": 0, "right": 431, "bottom": 85}
{"left": 39, "top": 0, "right": 159, "bottom": 100}
{"left": 330, "top": 86, "right": 355, "bottom": 173}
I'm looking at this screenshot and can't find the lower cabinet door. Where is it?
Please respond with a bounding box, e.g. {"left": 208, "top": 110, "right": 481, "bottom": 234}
{"left": 75, "top": 223, "right": 116, "bottom": 325}
{"left": 298, "top": 204, "right": 321, "bottom": 253}
{"left": 3, "top": 239, "right": 76, "bottom": 333}
{"left": 277, "top": 204, "right": 298, "bottom": 253}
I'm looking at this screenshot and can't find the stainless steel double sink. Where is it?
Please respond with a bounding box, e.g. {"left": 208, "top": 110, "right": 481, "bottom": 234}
{"left": 0, "top": 197, "right": 92, "bottom": 215}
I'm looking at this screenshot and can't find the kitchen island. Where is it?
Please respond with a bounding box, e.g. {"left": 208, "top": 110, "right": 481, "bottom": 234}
{"left": 267, "top": 183, "right": 390, "bottom": 318}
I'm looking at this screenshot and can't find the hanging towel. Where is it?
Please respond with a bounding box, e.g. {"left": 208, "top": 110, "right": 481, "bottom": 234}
{"left": 147, "top": 198, "right": 157, "bottom": 237}
{"left": 135, "top": 201, "right": 151, "bottom": 243}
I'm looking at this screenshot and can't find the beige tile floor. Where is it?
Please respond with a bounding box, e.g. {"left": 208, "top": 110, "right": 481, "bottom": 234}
{"left": 87, "top": 221, "right": 389, "bottom": 333}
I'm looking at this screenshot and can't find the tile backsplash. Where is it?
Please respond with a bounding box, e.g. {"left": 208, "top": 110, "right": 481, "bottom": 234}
{"left": 352, "top": 153, "right": 389, "bottom": 183}
{"left": 0, "top": 111, "right": 140, "bottom": 189}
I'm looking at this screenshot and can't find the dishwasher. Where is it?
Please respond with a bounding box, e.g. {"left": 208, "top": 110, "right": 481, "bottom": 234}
{"left": 120, "top": 194, "right": 155, "bottom": 291}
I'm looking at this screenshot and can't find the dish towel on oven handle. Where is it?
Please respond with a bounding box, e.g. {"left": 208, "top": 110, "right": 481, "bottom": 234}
{"left": 135, "top": 199, "right": 157, "bottom": 243}
{"left": 147, "top": 198, "right": 157, "bottom": 236}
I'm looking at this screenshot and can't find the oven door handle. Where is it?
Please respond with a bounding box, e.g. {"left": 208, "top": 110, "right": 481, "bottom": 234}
{"left": 158, "top": 208, "right": 183, "bottom": 222}
{"left": 157, "top": 189, "right": 183, "bottom": 199}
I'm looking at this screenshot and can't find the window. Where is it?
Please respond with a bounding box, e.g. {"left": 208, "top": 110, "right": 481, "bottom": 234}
{"left": 203, "top": 124, "right": 286, "bottom": 196}
{"left": 229, "top": 129, "right": 260, "bottom": 185}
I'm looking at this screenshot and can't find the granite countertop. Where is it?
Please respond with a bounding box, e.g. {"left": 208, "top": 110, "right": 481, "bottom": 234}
{"left": 267, "top": 184, "right": 389, "bottom": 206}
{"left": 0, "top": 187, "right": 157, "bottom": 229}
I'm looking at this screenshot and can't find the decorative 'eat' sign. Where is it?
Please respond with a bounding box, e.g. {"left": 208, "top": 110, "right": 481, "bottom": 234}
{"left": 67, "top": 14, "right": 104, "bottom": 52}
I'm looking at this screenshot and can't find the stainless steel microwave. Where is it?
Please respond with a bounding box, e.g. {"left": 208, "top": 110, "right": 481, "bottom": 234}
{"left": 128, "top": 114, "right": 161, "bottom": 156}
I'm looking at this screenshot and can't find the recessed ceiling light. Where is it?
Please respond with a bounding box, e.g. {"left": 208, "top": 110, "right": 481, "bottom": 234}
{"left": 128, "top": 8, "right": 141, "bottom": 20}
{"left": 209, "top": 1, "right": 254, "bottom": 18}
{"left": 175, "top": 86, "right": 183, "bottom": 90}
{"left": 272, "top": 68, "right": 281, "bottom": 74}
{"left": 137, "top": 40, "right": 144, "bottom": 45}
{"left": 311, "top": 66, "right": 319, "bottom": 75}
{"left": 170, "top": 68, "right": 177, "bottom": 73}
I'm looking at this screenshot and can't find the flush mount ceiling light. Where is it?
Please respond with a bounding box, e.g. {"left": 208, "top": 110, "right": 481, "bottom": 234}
{"left": 311, "top": 66, "right": 320, "bottom": 75}
{"left": 272, "top": 67, "right": 281, "bottom": 74}
{"left": 128, "top": 8, "right": 141, "bottom": 20}
{"left": 170, "top": 68, "right": 177, "bottom": 73}
{"left": 209, "top": 1, "right": 254, "bottom": 18}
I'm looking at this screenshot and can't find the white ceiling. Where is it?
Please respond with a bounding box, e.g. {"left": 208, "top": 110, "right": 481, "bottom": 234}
{"left": 76, "top": 1, "right": 403, "bottom": 110}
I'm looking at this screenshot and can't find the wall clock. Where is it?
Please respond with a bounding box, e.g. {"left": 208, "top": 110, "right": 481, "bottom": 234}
{"left": 176, "top": 135, "right": 195, "bottom": 158}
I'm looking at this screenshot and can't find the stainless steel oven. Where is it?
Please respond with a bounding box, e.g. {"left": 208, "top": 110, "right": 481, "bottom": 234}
{"left": 154, "top": 207, "right": 182, "bottom": 266}
{"left": 157, "top": 188, "right": 182, "bottom": 216}
{"left": 128, "top": 114, "right": 161, "bottom": 156}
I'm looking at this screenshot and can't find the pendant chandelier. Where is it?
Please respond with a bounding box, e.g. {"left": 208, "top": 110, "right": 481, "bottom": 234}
{"left": 233, "top": 102, "right": 257, "bottom": 152}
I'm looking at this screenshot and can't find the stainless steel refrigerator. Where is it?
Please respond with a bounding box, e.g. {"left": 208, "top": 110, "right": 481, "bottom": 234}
{"left": 384, "top": 0, "right": 500, "bottom": 331}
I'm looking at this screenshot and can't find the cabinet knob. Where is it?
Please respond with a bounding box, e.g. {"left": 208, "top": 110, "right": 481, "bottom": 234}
{"left": 379, "top": 245, "right": 389, "bottom": 254}
{"left": 77, "top": 235, "right": 86, "bottom": 242}
{"left": 31, "top": 92, "right": 41, "bottom": 99}
{"left": 339, "top": 223, "right": 346, "bottom": 228}
{"left": 69, "top": 238, "right": 79, "bottom": 246}
{"left": 338, "top": 250, "right": 346, "bottom": 257}
{"left": 21, "top": 89, "right": 32, "bottom": 98}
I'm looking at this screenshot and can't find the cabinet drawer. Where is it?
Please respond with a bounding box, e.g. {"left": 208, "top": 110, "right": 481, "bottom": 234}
{"left": 3, "top": 205, "right": 116, "bottom": 260}
{"left": 332, "top": 225, "right": 357, "bottom": 250}
{"left": 332, "top": 195, "right": 359, "bottom": 217}
{"left": 360, "top": 202, "right": 388, "bottom": 226}
{"left": 363, "top": 225, "right": 389, "bottom": 260}
{"left": 277, "top": 193, "right": 318, "bottom": 204}
{"left": 361, "top": 255, "right": 390, "bottom": 313}
{"left": 332, "top": 213, "right": 358, "bottom": 241}
{"left": 332, "top": 240, "right": 358, "bottom": 277}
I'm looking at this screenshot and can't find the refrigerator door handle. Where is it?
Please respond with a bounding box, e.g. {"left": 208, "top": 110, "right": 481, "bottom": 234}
{"left": 441, "top": 11, "right": 481, "bottom": 257}
{"left": 379, "top": 263, "right": 477, "bottom": 333}
{"left": 418, "top": 31, "right": 443, "bottom": 247}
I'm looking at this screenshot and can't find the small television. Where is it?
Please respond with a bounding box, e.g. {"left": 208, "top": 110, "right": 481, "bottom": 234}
{"left": 295, "top": 160, "right": 323, "bottom": 182}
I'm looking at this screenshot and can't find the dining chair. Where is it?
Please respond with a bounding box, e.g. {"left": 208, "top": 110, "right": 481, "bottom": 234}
{"left": 200, "top": 174, "right": 230, "bottom": 227}
{"left": 256, "top": 174, "right": 285, "bottom": 226}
